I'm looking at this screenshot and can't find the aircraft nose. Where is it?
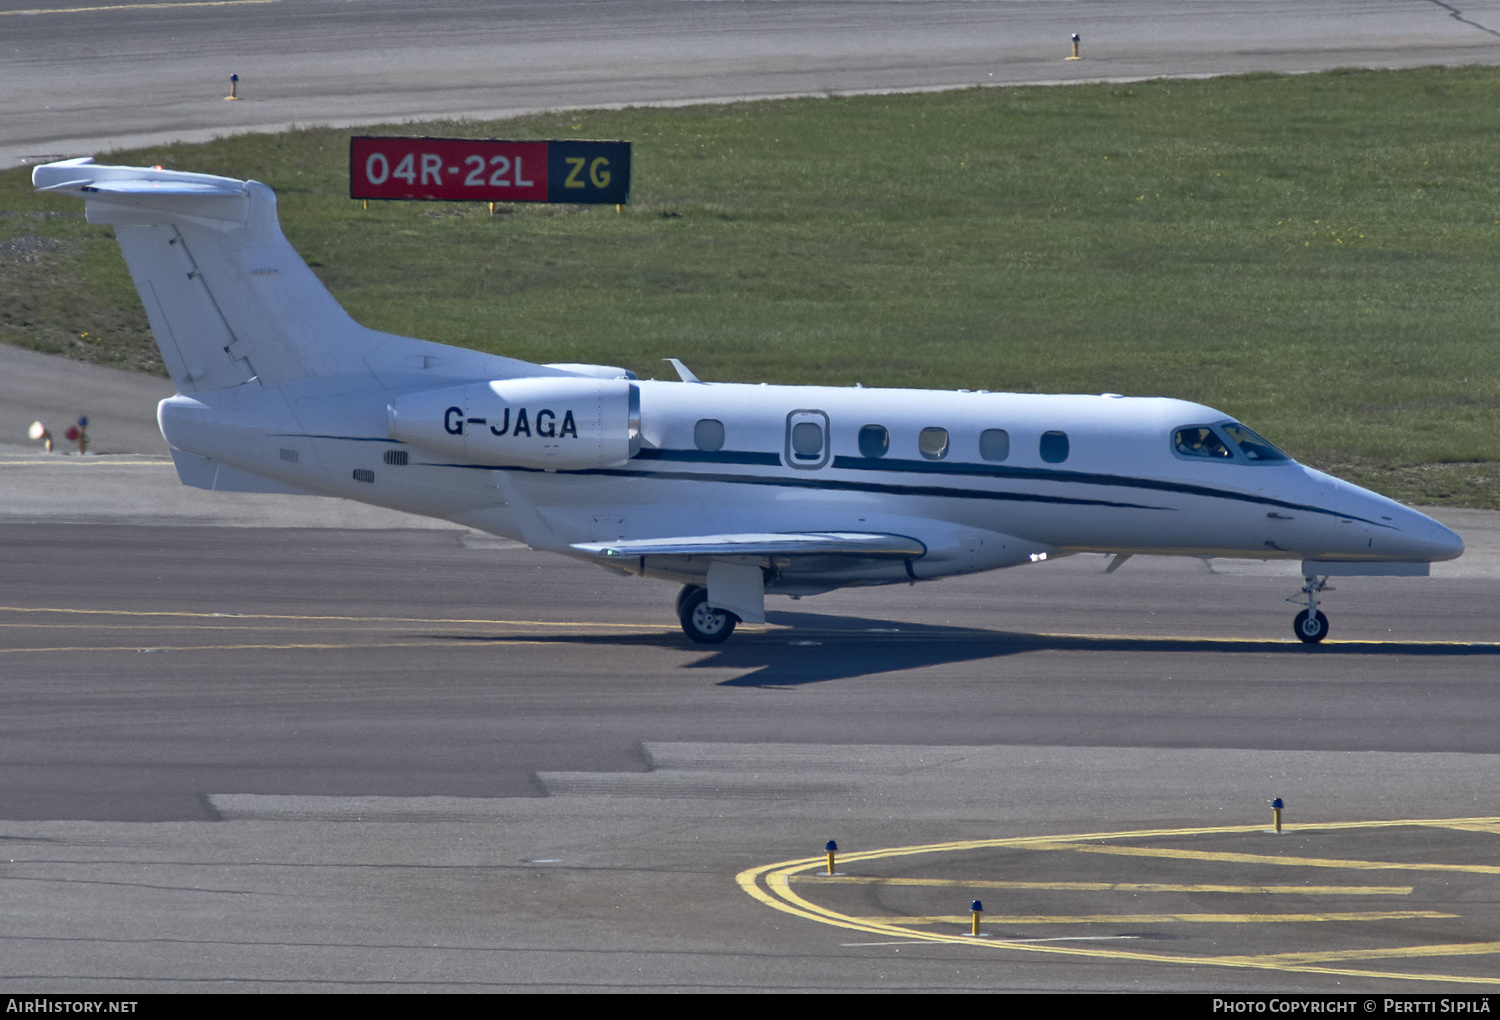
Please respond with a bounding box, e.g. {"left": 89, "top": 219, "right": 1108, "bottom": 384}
{"left": 1331, "top": 474, "right": 1465, "bottom": 562}
{"left": 1415, "top": 513, "right": 1464, "bottom": 561}
{"left": 1387, "top": 504, "right": 1464, "bottom": 562}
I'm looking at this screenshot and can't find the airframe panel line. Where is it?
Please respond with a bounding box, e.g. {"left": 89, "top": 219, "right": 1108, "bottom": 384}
{"left": 737, "top": 817, "right": 1500, "bottom": 985}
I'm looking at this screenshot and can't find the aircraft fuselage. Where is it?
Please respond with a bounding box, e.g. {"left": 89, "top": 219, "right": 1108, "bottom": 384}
{"left": 157, "top": 375, "right": 1462, "bottom": 598}
{"left": 33, "top": 156, "right": 1462, "bottom": 643}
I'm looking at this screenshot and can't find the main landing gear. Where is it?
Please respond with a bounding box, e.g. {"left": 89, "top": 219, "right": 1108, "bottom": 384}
{"left": 677, "top": 584, "right": 738, "bottom": 644}
{"left": 1289, "top": 574, "right": 1332, "bottom": 644}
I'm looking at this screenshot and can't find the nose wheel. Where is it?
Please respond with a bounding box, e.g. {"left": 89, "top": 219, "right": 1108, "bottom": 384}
{"left": 1288, "top": 574, "right": 1332, "bottom": 644}
{"left": 1293, "top": 608, "right": 1329, "bottom": 643}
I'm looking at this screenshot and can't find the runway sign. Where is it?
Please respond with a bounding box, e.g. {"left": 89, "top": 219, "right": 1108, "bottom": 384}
{"left": 349, "top": 137, "right": 630, "bottom": 204}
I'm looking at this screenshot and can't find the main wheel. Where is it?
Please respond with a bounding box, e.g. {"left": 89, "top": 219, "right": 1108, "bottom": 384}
{"left": 678, "top": 586, "right": 738, "bottom": 644}
{"left": 1293, "top": 609, "right": 1329, "bottom": 644}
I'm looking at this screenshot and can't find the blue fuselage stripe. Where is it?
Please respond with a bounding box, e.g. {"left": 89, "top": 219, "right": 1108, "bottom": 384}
{"left": 304, "top": 436, "right": 1380, "bottom": 525}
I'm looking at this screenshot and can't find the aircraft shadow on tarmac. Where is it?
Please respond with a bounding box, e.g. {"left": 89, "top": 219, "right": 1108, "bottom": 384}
{"left": 435, "top": 611, "right": 1499, "bottom": 688}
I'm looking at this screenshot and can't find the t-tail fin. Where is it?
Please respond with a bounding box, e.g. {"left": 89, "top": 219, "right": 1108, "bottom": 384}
{"left": 33, "top": 158, "right": 387, "bottom": 393}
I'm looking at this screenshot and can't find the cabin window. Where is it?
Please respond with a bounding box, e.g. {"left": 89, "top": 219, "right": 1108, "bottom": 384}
{"left": 1173, "top": 426, "right": 1233, "bottom": 460}
{"left": 1221, "top": 422, "right": 1290, "bottom": 462}
{"left": 694, "top": 418, "right": 725, "bottom": 452}
{"left": 1039, "top": 430, "right": 1069, "bottom": 463}
{"left": 979, "top": 429, "right": 1010, "bottom": 462}
{"left": 858, "top": 424, "right": 889, "bottom": 459}
{"left": 791, "top": 421, "right": 824, "bottom": 460}
{"left": 784, "top": 410, "right": 831, "bottom": 469}
{"left": 919, "top": 427, "right": 949, "bottom": 461}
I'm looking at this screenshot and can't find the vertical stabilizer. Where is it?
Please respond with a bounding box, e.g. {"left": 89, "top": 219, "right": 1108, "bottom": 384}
{"left": 32, "top": 159, "right": 386, "bottom": 393}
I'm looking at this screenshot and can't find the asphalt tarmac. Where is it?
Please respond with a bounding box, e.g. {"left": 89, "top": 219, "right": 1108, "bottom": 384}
{"left": 3, "top": 0, "right": 1499, "bottom": 995}
{"left": 5, "top": 0, "right": 1500, "bottom": 170}
{"left": 1, "top": 450, "right": 1497, "bottom": 991}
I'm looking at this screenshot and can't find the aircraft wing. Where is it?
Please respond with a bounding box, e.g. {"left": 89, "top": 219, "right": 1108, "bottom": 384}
{"left": 570, "top": 532, "right": 927, "bottom": 560}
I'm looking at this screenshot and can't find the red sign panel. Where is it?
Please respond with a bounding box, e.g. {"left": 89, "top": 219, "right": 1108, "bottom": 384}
{"left": 351, "top": 138, "right": 551, "bottom": 202}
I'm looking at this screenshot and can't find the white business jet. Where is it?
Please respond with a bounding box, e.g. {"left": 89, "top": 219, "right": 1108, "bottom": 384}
{"left": 33, "top": 159, "right": 1464, "bottom": 644}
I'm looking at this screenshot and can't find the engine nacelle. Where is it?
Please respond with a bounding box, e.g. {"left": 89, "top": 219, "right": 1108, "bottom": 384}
{"left": 388, "top": 377, "right": 639, "bottom": 470}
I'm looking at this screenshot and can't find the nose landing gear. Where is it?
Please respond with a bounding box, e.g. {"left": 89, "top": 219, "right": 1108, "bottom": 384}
{"left": 1288, "top": 574, "right": 1332, "bottom": 644}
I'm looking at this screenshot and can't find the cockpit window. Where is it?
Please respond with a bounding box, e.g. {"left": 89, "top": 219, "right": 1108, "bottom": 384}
{"left": 1173, "top": 426, "right": 1233, "bottom": 459}
{"left": 1221, "top": 422, "right": 1290, "bottom": 462}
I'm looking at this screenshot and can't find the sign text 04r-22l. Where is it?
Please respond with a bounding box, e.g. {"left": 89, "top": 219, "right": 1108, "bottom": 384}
{"left": 349, "top": 137, "right": 631, "bottom": 205}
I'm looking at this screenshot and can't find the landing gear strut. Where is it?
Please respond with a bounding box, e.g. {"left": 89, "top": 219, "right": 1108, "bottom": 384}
{"left": 1289, "top": 574, "right": 1332, "bottom": 644}
{"left": 678, "top": 584, "right": 738, "bottom": 644}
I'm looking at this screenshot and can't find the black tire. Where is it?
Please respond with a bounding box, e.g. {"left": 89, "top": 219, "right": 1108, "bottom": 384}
{"left": 1293, "top": 609, "right": 1329, "bottom": 644}
{"left": 676, "top": 584, "right": 702, "bottom": 616}
{"left": 678, "top": 586, "right": 738, "bottom": 644}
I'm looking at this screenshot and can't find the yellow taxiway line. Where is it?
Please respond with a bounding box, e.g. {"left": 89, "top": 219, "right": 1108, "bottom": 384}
{"left": 856, "top": 911, "right": 1456, "bottom": 925}
{"left": 0, "top": 641, "right": 539, "bottom": 655}
{"left": 0, "top": 460, "right": 169, "bottom": 465}
{"left": 0, "top": 605, "right": 669, "bottom": 630}
{"left": 1040, "top": 841, "right": 1500, "bottom": 875}
{"left": 1, "top": 1, "right": 278, "bottom": 16}
{"left": 739, "top": 817, "right": 1500, "bottom": 985}
{"left": 792, "top": 876, "right": 1415, "bottom": 896}
{"left": 2, "top": 606, "right": 1493, "bottom": 650}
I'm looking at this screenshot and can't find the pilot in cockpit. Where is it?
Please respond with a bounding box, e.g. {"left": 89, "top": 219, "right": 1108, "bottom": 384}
{"left": 1175, "top": 426, "right": 1233, "bottom": 459}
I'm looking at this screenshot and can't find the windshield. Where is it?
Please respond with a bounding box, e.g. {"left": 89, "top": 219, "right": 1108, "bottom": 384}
{"left": 1220, "top": 422, "right": 1290, "bottom": 462}
{"left": 1173, "top": 426, "right": 1233, "bottom": 459}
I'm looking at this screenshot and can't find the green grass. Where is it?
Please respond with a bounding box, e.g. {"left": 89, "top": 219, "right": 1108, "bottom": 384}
{"left": 3, "top": 66, "right": 1500, "bottom": 506}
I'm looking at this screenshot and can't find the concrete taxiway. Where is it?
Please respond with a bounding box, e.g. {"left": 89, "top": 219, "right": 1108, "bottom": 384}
{"left": 5, "top": 0, "right": 1500, "bottom": 170}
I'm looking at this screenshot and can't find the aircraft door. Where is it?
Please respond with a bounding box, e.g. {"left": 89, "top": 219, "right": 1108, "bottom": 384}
{"left": 784, "top": 410, "right": 831, "bottom": 469}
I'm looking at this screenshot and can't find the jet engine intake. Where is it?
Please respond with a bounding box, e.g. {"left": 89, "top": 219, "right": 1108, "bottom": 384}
{"left": 388, "top": 377, "right": 638, "bottom": 470}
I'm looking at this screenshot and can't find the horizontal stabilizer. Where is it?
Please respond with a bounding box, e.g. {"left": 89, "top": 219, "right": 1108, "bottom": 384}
{"left": 32, "top": 159, "right": 247, "bottom": 203}
{"left": 32, "top": 178, "right": 93, "bottom": 193}
{"left": 571, "top": 532, "right": 926, "bottom": 560}
{"left": 81, "top": 179, "right": 245, "bottom": 196}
